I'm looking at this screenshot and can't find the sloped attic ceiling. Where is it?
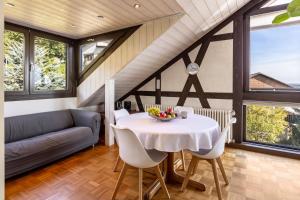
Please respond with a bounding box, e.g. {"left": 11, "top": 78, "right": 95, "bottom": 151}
{"left": 114, "top": 0, "right": 252, "bottom": 101}
{"left": 77, "top": 0, "right": 252, "bottom": 107}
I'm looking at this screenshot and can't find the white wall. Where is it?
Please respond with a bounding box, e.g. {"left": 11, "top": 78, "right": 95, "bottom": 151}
{"left": 4, "top": 98, "right": 77, "bottom": 117}
{"left": 0, "top": 1, "right": 5, "bottom": 198}
{"left": 125, "top": 23, "right": 234, "bottom": 111}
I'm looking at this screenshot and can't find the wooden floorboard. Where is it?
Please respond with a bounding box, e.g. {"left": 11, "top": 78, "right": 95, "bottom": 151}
{"left": 5, "top": 145, "right": 300, "bottom": 200}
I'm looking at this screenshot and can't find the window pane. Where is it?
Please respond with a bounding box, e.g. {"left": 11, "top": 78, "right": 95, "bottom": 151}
{"left": 246, "top": 104, "right": 300, "bottom": 149}
{"left": 262, "top": 0, "right": 291, "bottom": 7}
{"left": 34, "top": 36, "right": 67, "bottom": 91}
{"left": 80, "top": 39, "right": 113, "bottom": 71}
{"left": 249, "top": 12, "right": 300, "bottom": 91}
{"left": 4, "top": 30, "right": 25, "bottom": 91}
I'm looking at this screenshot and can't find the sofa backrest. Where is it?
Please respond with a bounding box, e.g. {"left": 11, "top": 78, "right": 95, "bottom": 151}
{"left": 5, "top": 110, "right": 74, "bottom": 143}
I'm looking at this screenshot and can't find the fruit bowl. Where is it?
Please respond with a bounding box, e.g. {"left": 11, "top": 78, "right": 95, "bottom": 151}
{"left": 148, "top": 114, "right": 176, "bottom": 121}
{"left": 147, "top": 107, "right": 177, "bottom": 122}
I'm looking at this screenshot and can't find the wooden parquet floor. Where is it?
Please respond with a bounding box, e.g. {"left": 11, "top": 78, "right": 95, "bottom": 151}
{"left": 5, "top": 145, "right": 300, "bottom": 200}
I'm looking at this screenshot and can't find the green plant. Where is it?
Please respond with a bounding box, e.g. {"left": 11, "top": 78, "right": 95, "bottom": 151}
{"left": 246, "top": 105, "right": 288, "bottom": 143}
{"left": 273, "top": 0, "right": 300, "bottom": 24}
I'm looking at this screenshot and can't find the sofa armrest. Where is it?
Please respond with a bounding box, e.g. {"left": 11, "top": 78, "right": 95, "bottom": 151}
{"left": 70, "top": 109, "right": 101, "bottom": 136}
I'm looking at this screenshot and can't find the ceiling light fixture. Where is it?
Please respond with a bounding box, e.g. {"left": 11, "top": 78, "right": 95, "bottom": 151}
{"left": 133, "top": 3, "right": 141, "bottom": 9}
{"left": 5, "top": 2, "right": 15, "bottom": 7}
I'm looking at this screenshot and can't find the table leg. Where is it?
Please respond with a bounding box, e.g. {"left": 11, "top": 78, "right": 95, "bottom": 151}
{"left": 166, "top": 152, "right": 206, "bottom": 191}
{"left": 143, "top": 152, "right": 205, "bottom": 200}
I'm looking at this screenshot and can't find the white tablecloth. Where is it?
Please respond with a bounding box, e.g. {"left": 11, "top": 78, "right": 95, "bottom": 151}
{"left": 117, "top": 112, "right": 221, "bottom": 152}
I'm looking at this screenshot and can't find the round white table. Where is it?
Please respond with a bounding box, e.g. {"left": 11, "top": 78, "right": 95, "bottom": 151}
{"left": 117, "top": 112, "right": 221, "bottom": 198}
{"left": 118, "top": 112, "right": 221, "bottom": 152}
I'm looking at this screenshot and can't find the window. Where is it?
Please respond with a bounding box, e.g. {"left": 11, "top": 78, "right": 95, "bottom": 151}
{"left": 262, "top": 0, "right": 291, "bottom": 7}
{"left": 249, "top": 11, "right": 300, "bottom": 91}
{"left": 80, "top": 39, "right": 113, "bottom": 72}
{"left": 33, "top": 36, "right": 67, "bottom": 91}
{"left": 241, "top": 1, "right": 300, "bottom": 153}
{"left": 4, "top": 30, "right": 25, "bottom": 92}
{"left": 246, "top": 104, "right": 300, "bottom": 149}
{"left": 4, "top": 23, "right": 75, "bottom": 101}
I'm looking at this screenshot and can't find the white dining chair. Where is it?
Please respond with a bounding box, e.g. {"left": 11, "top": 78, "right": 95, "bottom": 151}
{"left": 113, "top": 108, "right": 129, "bottom": 123}
{"left": 181, "top": 118, "right": 236, "bottom": 200}
{"left": 112, "top": 109, "right": 130, "bottom": 172}
{"left": 174, "top": 106, "right": 194, "bottom": 171}
{"left": 110, "top": 124, "right": 170, "bottom": 200}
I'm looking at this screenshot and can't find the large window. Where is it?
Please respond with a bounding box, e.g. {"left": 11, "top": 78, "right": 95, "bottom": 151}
{"left": 249, "top": 10, "right": 300, "bottom": 91}
{"left": 246, "top": 104, "right": 300, "bottom": 149}
{"left": 242, "top": 0, "right": 300, "bottom": 153}
{"left": 3, "top": 24, "right": 74, "bottom": 100}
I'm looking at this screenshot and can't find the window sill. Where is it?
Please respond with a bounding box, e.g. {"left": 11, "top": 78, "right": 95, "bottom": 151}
{"left": 5, "top": 92, "right": 76, "bottom": 101}
{"left": 227, "top": 142, "right": 300, "bottom": 160}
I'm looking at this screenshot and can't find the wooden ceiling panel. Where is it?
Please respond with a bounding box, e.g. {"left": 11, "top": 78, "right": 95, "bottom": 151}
{"left": 4, "top": 0, "right": 183, "bottom": 39}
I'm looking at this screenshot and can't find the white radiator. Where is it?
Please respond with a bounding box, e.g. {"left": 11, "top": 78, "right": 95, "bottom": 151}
{"left": 143, "top": 104, "right": 235, "bottom": 143}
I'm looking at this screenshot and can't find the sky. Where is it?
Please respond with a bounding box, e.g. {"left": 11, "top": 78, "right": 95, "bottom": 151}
{"left": 250, "top": 24, "right": 300, "bottom": 85}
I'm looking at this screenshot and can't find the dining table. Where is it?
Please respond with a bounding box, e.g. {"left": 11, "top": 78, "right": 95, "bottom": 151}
{"left": 117, "top": 112, "right": 221, "bottom": 199}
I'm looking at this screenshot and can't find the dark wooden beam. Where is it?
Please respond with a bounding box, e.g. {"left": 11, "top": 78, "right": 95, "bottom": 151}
{"left": 190, "top": 75, "right": 210, "bottom": 108}
{"left": 182, "top": 53, "right": 192, "bottom": 67}
{"left": 210, "top": 33, "right": 234, "bottom": 41}
{"left": 177, "top": 76, "right": 193, "bottom": 106}
{"left": 135, "top": 95, "right": 144, "bottom": 112}
{"left": 155, "top": 74, "right": 161, "bottom": 104}
{"left": 243, "top": 92, "right": 300, "bottom": 103}
{"left": 195, "top": 40, "right": 210, "bottom": 66}
{"left": 232, "top": 16, "right": 244, "bottom": 143}
{"left": 134, "top": 91, "right": 233, "bottom": 99}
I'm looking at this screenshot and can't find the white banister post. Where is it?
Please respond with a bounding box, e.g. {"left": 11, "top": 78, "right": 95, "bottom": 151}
{"left": 105, "top": 79, "right": 115, "bottom": 146}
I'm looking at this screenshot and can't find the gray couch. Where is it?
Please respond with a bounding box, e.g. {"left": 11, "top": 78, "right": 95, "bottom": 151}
{"left": 5, "top": 109, "right": 100, "bottom": 179}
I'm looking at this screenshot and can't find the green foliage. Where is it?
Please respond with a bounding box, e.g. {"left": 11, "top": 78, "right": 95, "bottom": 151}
{"left": 4, "top": 30, "right": 67, "bottom": 92}
{"left": 4, "top": 30, "right": 25, "bottom": 91}
{"left": 34, "top": 37, "right": 66, "bottom": 91}
{"left": 273, "top": 0, "right": 300, "bottom": 24}
{"left": 246, "top": 105, "right": 288, "bottom": 143}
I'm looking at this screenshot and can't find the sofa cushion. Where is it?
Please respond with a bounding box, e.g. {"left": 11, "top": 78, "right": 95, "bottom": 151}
{"left": 5, "top": 110, "right": 74, "bottom": 143}
{"left": 5, "top": 127, "right": 93, "bottom": 161}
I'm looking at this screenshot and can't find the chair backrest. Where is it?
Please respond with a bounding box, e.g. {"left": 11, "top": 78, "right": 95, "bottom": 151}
{"left": 174, "top": 106, "right": 194, "bottom": 114}
{"left": 110, "top": 124, "right": 158, "bottom": 168}
{"left": 204, "top": 117, "right": 236, "bottom": 159}
{"left": 113, "top": 109, "right": 129, "bottom": 124}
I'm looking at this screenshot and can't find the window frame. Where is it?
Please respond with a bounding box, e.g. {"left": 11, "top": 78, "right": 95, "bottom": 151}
{"left": 244, "top": 3, "right": 300, "bottom": 95}
{"left": 4, "top": 24, "right": 30, "bottom": 97}
{"left": 76, "top": 26, "right": 140, "bottom": 83}
{"left": 243, "top": 103, "right": 300, "bottom": 151}
{"left": 240, "top": 2, "right": 300, "bottom": 151}
{"left": 78, "top": 33, "right": 117, "bottom": 75}
{"left": 4, "top": 23, "right": 76, "bottom": 101}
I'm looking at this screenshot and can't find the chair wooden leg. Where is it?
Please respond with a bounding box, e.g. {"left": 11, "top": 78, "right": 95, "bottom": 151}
{"left": 154, "top": 165, "right": 170, "bottom": 199}
{"left": 113, "top": 155, "right": 121, "bottom": 172}
{"left": 138, "top": 168, "right": 143, "bottom": 200}
{"left": 180, "top": 150, "right": 186, "bottom": 171}
{"left": 211, "top": 159, "right": 222, "bottom": 200}
{"left": 216, "top": 157, "right": 229, "bottom": 185}
{"left": 191, "top": 159, "right": 199, "bottom": 175}
{"left": 112, "top": 163, "right": 128, "bottom": 200}
{"left": 181, "top": 156, "right": 198, "bottom": 191}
